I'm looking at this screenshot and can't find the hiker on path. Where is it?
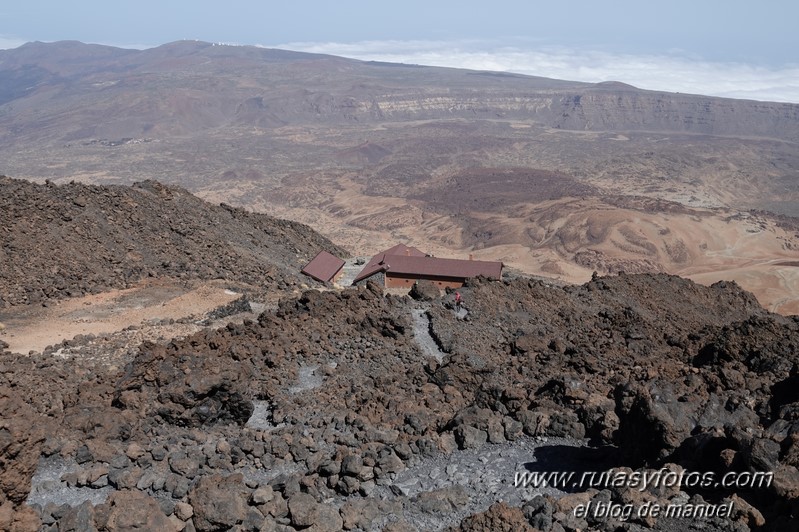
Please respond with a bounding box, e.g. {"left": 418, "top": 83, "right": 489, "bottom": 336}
{"left": 455, "top": 291, "right": 462, "bottom": 311}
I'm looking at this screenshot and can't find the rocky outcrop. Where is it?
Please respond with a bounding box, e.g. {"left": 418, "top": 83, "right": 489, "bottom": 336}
{"left": 409, "top": 279, "right": 442, "bottom": 301}
{"left": 0, "top": 393, "right": 46, "bottom": 504}
{"left": 3, "top": 272, "right": 799, "bottom": 530}
{"left": 0, "top": 393, "right": 46, "bottom": 532}
{"left": 364, "top": 89, "right": 799, "bottom": 141}
{"left": 0, "top": 177, "right": 347, "bottom": 307}
{"left": 453, "top": 502, "right": 535, "bottom": 531}
{"left": 113, "top": 338, "right": 256, "bottom": 428}
{"left": 189, "top": 474, "right": 250, "bottom": 531}
{"left": 101, "top": 490, "right": 178, "bottom": 531}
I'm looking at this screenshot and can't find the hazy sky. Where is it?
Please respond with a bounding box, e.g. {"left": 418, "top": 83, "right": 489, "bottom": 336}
{"left": 2, "top": 1, "right": 797, "bottom": 102}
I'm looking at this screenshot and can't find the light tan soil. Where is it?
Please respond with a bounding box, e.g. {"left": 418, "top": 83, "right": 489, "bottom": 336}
{"left": 0, "top": 279, "right": 242, "bottom": 354}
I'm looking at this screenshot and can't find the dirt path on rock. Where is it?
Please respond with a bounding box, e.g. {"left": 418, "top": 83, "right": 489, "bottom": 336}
{"left": 0, "top": 279, "right": 242, "bottom": 354}
{"left": 411, "top": 307, "right": 446, "bottom": 363}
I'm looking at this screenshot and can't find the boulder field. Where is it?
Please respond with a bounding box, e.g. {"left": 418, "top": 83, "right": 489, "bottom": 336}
{"left": 1, "top": 273, "right": 798, "bottom": 530}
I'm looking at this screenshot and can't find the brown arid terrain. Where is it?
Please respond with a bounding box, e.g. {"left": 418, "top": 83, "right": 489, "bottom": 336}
{"left": 2, "top": 40, "right": 799, "bottom": 531}
{"left": 0, "top": 176, "right": 344, "bottom": 358}
{"left": 1, "top": 279, "right": 241, "bottom": 355}
{"left": 2, "top": 182, "right": 799, "bottom": 530}
{"left": 1, "top": 41, "right": 798, "bottom": 313}
{"left": 264, "top": 174, "right": 799, "bottom": 315}
{"left": 0, "top": 179, "right": 797, "bottom": 531}
{"left": 0, "top": 176, "right": 346, "bottom": 307}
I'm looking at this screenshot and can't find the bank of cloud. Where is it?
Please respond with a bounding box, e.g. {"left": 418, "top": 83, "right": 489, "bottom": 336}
{"left": 273, "top": 39, "right": 799, "bottom": 105}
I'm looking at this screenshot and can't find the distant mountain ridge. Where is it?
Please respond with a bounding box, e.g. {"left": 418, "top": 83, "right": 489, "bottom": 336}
{"left": 0, "top": 40, "right": 797, "bottom": 142}
{"left": 1, "top": 40, "right": 798, "bottom": 314}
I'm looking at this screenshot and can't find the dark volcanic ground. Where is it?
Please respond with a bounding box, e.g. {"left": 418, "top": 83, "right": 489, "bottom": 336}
{"left": 0, "top": 177, "right": 346, "bottom": 308}
{"left": 2, "top": 265, "right": 799, "bottom": 530}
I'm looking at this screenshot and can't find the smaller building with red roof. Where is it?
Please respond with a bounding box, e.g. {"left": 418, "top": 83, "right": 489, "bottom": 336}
{"left": 301, "top": 251, "right": 346, "bottom": 283}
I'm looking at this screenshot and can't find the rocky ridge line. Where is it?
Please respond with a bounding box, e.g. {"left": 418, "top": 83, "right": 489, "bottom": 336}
{"left": 0, "top": 177, "right": 347, "bottom": 307}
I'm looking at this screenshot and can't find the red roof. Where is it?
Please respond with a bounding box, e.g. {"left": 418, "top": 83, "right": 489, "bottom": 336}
{"left": 381, "top": 255, "right": 503, "bottom": 280}
{"left": 351, "top": 258, "right": 388, "bottom": 284}
{"left": 301, "top": 251, "right": 345, "bottom": 283}
{"left": 353, "top": 244, "right": 502, "bottom": 284}
{"left": 353, "top": 244, "right": 426, "bottom": 284}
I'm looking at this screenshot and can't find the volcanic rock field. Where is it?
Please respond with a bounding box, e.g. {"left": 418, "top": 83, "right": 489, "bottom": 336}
{"left": 1, "top": 179, "right": 799, "bottom": 531}
{"left": 2, "top": 41, "right": 799, "bottom": 530}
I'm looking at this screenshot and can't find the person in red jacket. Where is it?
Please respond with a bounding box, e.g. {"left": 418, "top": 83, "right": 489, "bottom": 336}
{"left": 455, "top": 291, "right": 462, "bottom": 311}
